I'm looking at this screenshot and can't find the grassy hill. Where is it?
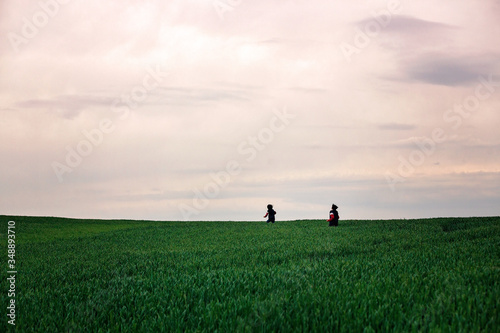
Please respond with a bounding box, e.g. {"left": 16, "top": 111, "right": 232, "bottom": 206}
{"left": 1, "top": 216, "right": 499, "bottom": 332}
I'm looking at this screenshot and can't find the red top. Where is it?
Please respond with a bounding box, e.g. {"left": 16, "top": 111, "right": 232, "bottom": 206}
{"left": 327, "top": 212, "right": 335, "bottom": 222}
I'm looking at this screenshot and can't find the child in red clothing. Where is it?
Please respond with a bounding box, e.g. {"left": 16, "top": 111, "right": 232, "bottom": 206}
{"left": 263, "top": 204, "right": 276, "bottom": 223}
{"left": 327, "top": 204, "right": 339, "bottom": 227}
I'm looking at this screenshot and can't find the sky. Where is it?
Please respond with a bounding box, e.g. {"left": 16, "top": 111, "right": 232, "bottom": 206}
{"left": 1, "top": 0, "right": 499, "bottom": 221}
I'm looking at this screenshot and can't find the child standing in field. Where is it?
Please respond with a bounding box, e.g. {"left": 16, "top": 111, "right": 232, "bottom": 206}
{"left": 264, "top": 204, "right": 276, "bottom": 223}
{"left": 327, "top": 204, "right": 339, "bottom": 227}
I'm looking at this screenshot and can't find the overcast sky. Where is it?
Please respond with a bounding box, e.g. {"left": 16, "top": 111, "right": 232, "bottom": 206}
{"left": 1, "top": 0, "right": 499, "bottom": 221}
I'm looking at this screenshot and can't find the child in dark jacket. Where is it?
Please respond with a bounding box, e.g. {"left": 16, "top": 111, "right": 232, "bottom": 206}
{"left": 327, "top": 204, "right": 339, "bottom": 227}
{"left": 264, "top": 204, "right": 276, "bottom": 223}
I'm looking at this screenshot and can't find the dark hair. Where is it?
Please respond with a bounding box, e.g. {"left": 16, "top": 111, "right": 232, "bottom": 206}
{"left": 267, "top": 204, "right": 273, "bottom": 209}
{"left": 332, "top": 204, "right": 338, "bottom": 210}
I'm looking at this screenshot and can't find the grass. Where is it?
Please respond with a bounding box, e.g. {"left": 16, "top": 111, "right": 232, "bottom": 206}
{"left": 1, "top": 215, "right": 499, "bottom": 332}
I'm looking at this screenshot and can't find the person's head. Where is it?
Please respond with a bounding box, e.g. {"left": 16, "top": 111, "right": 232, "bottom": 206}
{"left": 332, "top": 204, "right": 338, "bottom": 210}
{"left": 267, "top": 204, "right": 273, "bottom": 209}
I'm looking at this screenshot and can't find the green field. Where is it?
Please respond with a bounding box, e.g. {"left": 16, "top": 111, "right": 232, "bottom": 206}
{"left": 1, "top": 216, "right": 499, "bottom": 332}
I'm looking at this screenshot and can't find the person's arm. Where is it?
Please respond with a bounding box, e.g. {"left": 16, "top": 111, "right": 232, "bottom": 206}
{"left": 264, "top": 212, "right": 269, "bottom": 218}
{"left": 327, "top": 211, "right": 334, "bottom": 222}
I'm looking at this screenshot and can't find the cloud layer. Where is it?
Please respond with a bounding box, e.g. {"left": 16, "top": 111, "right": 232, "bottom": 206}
{"left": 1, "top": 0, "right": 499, "bottom": 221}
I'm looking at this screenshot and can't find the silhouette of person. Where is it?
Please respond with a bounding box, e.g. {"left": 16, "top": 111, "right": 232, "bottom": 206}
{"left": 327, "top": 204, "right": 339, "bottom": 227}
{"left": 264, "top": 204, "right": 276, "bottom": 223}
